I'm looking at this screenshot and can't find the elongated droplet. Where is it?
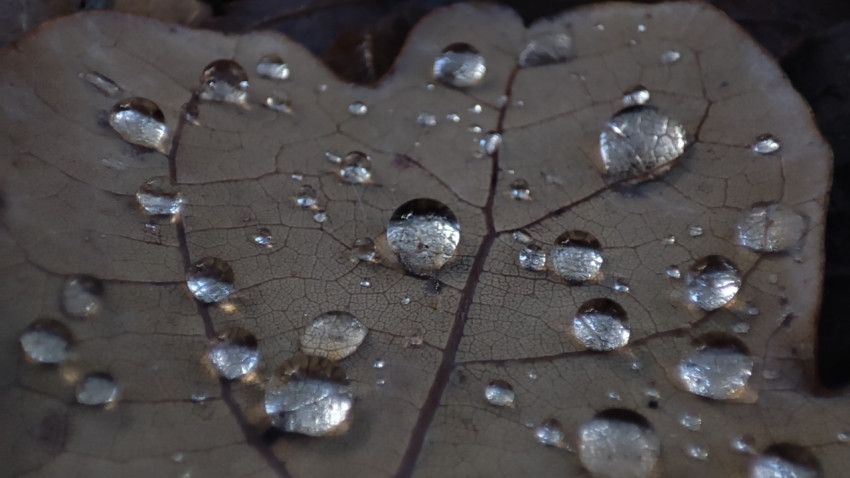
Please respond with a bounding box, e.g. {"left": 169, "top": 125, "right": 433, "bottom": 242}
{"left": 599, "top": 105, "right": 687, "bottom": 179}
{"left": 661, "top": 50, "right": 681, "bottom": 64}
{"left": 518, "top": 33, "right": 574, "bottom": 68}
{"left": 136, "top": 176, "right": 183, "bottom": 217}
{"left": 750, "top": 444, "right": 822, "bottom": 478}
{"left": 208, "top": 327, "right": 259, "bottom": 380}
{"left": 265, "top": 94, "right": 292, "bottom": 114}
{"left": 534, "top": 419, "right": 564, "bottom": 446}
{"left": 252, "top": 228, "right": 274, "bottom": 248}
{"left": 186, "top": 257, "right": 235, "bottom": 303}
{"left": 752, "top": 134, "right": 781, "bottom": 154}
{"left": 572, "top": 298, "right": 630, "bottom": 351}
{"left": 666, "top": 266, "right": 682, "bottom": 279}
{"left": 79, "top": 71, "right": 121, "bottom": 96}
{"left": 20, "top": 319, "right": 72, "bottom": 364}
{"left": 687, "top": 255, "right": 741, "bottom": 310}
{"left": 417, "top": 113, "right": 437, "bottom": 126}
{"left": 519, "top": 244, "right": 547, "bottom": 271}
{"left": 579, "top": 409, "right": 660, "bottom": 478}
{"left": 550, "top": 231, "right": 603, "bottom": 283}
{"left": 689, "top": 225, "right": 704, "bottom": 237}
{"left": 480, "top": 132, "right": 502, "bottom": 156}
{"left": 350, "top": 237, "right": 376, "bottom": 262}
{"left": 76, "top": 372, "right": 119, "bottom": 405}
{"left": 339, "top": 151, "right": 372, "bottom": 184}
{"left": 675, "top": 334, "right": 753, "bottom": 400}
{"left": 513, "top": 229, "right": 533, "bottom": 244}
{"left": 108, "top": 97, "right": 169, "bottom": 152}
{"left": 256, "top": 54, "right": 290, "bottom": 80}
{"left": 433, "top": 43, "right": 486, "bottom": 88}
{"left": 510, "top": 179, "right": 532, "bottom": 201}
{"left": 736, "top": 203, "right": 807, "bottom": 252}
{"left": 686, "top": 444, "right": 709, "bottom": 460}
{"left": 732, "top": 435, "right": 757, "bottom": 454}
{"left": 198, "top": 60, "right": 249, "bottom": 104}
{"left": 295, "top": 184, "right": 318, "bottom": 208}
{"left": 484, "top": 379, "right": 515, "bottom": 407}
{"left": 61, "top": 275, "right": 104, "bottom": 318}
{"left": 348, "top": 101, "right": 368, "bottom": 116}
{"left": 300, "top": 311, "right": 367, "bottom": 361}
{"left": 622, "top": 85, "right": 650, "bottom": 106}
{"left": 387, "top": 198, "right": 460, "bottom": 276}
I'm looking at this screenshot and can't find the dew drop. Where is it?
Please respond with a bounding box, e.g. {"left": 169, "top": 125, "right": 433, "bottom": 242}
{"left": 338, "top": 151, "right": 372, "bottom": 184}
{"left": 61, "top": 275, "right": 104, "bottom": 318}
{"left": 518, "top": 244, "right": 547, "bottom": 271}
{"left": 295, "top": 184, "right": 318, "bottom": 208}
{"left": 136, "top": 176, "right": 184, "bottom": 217}
{"left": 79, "top": 71, "right": 121, "bottom": 96}
{"left": 747, "top": 303, "right": 761, "bottom": 316}
{"left": 324, "top": 151, "right": 342, "bottom": 165}
{"left": 660, "top": 50, "right": 682, "bottom": 64}
{"left": 750, "top": 444, "right": 822, "bottom": 478}
{"left": 732, "top": 435, "right": 757, "bottom": 454}
{"left": 550, "top": 231, "right": 603, "bottom": 283}
{"left": 400, "top": 296, "right": 411, "bottom": 305}
{"left": 468, "top": 124, "right": 483, "bottom": 134}
{"left": 599, "top": 105, "right": 687, "bottom": 179}
{"left": 688, "top": 224, "right": 704, "bottom": 237}
{"left": 509, "top": 179, "right": 531, "bottom": 201}
{"left": 349, "top": 237, "right": 376, "bottom": 262}
{"left": 446, "top": 113, "right": 461, "bottom": 123}
{"left": 578, "top": 409, "right": 660, "bottom": 478}
{"left": 417, "top": 113, "right": 437, "bottom": 126}
{"left": 686, "top": 444, "right": 709, "bottom": 460}
{"left": 534, "top": 419, "right": 564, "bottom": 446}
{"left": 300, "top": 311, "right": 367, "bottom": 361}
{"left": 662, "top": 235, "right": 677, "bottom": 245}
{"left": 637, "top": 24, "right": 647, "bottom": 33}
{"left": 433, "top": 43, "right": 486, "bottom": 88}
{"left": 837, "top": 431, "right": 850, "bottom": 442}
{"left": 252, "top": 228, "right": 274, "bottom": 248}
{"left": 256, "top": 54, "right": 290, "bottom": 80}
{"left": 386, "top": 198, "right": 460, "bottom": 276}
{"left": 732, "top": 321, "right": 751, "bottom": 334}
{"left": 375, "top": 378, "right": 386, "bottom": 386}
{"left": 373, "top": 359, "right": 385, "bottom": 369}
{"left": 108, "top": 97, "right": 169, "bottom": 152}
{"left": 613, "top": 278, "right": 630, "bottom": 293}
{"left": 518, "top": 33, "right": 574, "bottom": 68}
{"left": 736, "top": 203, "right": 807, "bottom": 252}
{"left": 479, "top": 132, "right": 502, "bottom": 156}
{"left": 347, "top": 101, "right": 368, "bottom": 116}
{"left": 76, "top": 372, "right": 119, "bottom": 405}
{"left": 527, "top": 370, "right": 538, "bottom": 380}
{"left": 360, "top": 279, "right": 371, "bottom": 287}
{"left": 186, "top": 257, "right": 235, "bottom": 304}
{"left": 313, "top": 209, "right": 327, "bottom": 223}
{"left": 406, "top": 333, "right": 424, "bottom": 348}
{"left": 675, "top": 334, "right": 753, "bottom": 400}
{"left": 264, "top": 95, "right": 292, "bottom": 114}
{"left": 687, "top": 255, "right": 741, "bottom": 310}
{"left": 484, "top": 379, "right": 515, "bottom": 407}
{"left": 207, "top": 327, "right": 259, "bottom": 380}
{"left": 469, "top": 104, "right": 482, "bottom": 114}
{"left": 679, "top": 412, "right": 702, "bottom": 431}
{"left": 198, "top": 60, "right": 249, "bottom": 104}
{"left": 666, "top": 266, "right": 682, "bottom": 279}
{"left": 572, "top": 298, "right": 630, "bottom": 351}
{"left": 19, "top": 319, "right": 72, "bottom": 364}
{"left": 513, "top": 230, "right": 533, "bottom": 244}
{"left": 752, "top": 134, "right": 781, "bottom": 154}
{"left": 622, "top": 85, "right": 650, "bottom": 106}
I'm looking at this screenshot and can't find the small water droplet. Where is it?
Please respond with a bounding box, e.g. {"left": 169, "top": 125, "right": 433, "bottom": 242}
{"left": 550, "top": 231, "right": 604, "bottom": 283}
{"left": 360, "top": 279, "right": 371, "bottom": 287}
{"left": 469, "top": 104, "right": 482, "bottom": 114}
{"left": 752, "top": 134, "right": 781, "bottom": 154}
{"left": 736, "top": 203, "right": 807, "bottom": 252}
{"left": 61, "top": 275, "right": 104, "bottom": 318}
{"left": 349, "top": 237, "right": 376, "bottom": 262}
{"left": 572, "top": 298, "right": 630, "bottom": 351}
{"left": 198, "top": 60, "right": 249, "bottom": 104}
{"left": 595, "top": 23, "right": 605, "bottom": 31}
{"left": 186, "top": 257, "right": 235, "bottom": 303}
{"left": 837, "top": 431, "right": 850, "bottom": 442}
{"left": 312, "top": 209, "right": 327, "bottom": 223}
{"left": 373, "top": 359, "right": 385, "bottom": 369}
{"left": 79, "top": 71, "right": 121, "bottom": 96}
{"left": 747, "top": 303, "right": 760, "bottom": 316}
{"left": 264, "top": 95, "right": 292, "bottom": 114}
{"left": 417, "top": 113, "right": 437, "bottom": 126}
{"left": 136, "top": 177, "right": 183, "bottom": 217}
{"left": 347, "top": 101, "right": 368, "bottom": 116}
{"left": 666, "top": 266, "right": 682, "bottom": 279}
{"left": 376, "top": 378, "right": 386, "bottom": 386}
{"left": 731, "top": 435, "right": 757, "bottom": 454}
{"left": 509, "top": 178, "right": 531, "bottom": 201}
{"left": 324, "top": 152, "right": 342, "bottom": 165}
{"left": 631, "top": 361, "right": 643, "bottom": 371}
{"left": 768, "top": 273, "right": 779, "bottom": 284}
{"left": 256, "top": 54, "right": 290, "bottom": 80}
{"left": 518, "top": 33, "right": 574, "bottom": 68}
{"left": 171, "top": 452, "right": 184, "bottom": 463}
{"left": 622, "top": 85, "right": 650, "bottom": 106}
{"left": 300, "top": 311, "right": 367, "bottom": 361}
{"left": 687, "top": 255, "right": 741, "bottom": 310}
{"left": 680, "top": 413, "right": 702, "bottom": 431}
{"left": 317, "top": 83, "right": 328, "bottom": 93}
{"left": 527, "top": 370, "right": 538, "bottom": 380}
{"left": 386, "top": 199, "right": 460, "bottom": 276}
{"left": 608, "top": 391, "right": 621, "bottom": 400}
{"left": 433, "top": 43, "right": 486, "bottom": 88}
{"left": 675, "top": 334, "right": 753, "bottom": 400}
{"left": 644, "top": 387, "right": 660, "bottom": 399}
{"left": 750, "top": 444, "right": 822, "bottom": 478}
{"left": 579, "top": 409, "right": 660, "bottom": 478}
{"left": 637, "top": 24, "right": 647, "bottom": 33}
{"left": 291, "top": 173, "right": 304, "bottom": 181}
{"left": 400, "top": 296, "right": 411, "bottom": 305}
{"left": 662, "top": 235, "right": 677, "bottom": 245}
{"left": 534, "top": 419, "right": 565, "bottom": 446}
{"left": 19, "top": 319, "right": 72, "bottom": 364}
{"left": 688, "top": 225, "right": 704, "bottom": 237}
{"left": 660, "top": 50, "right": 682, "bottom": 64}
{"left": 295, "top": 184, "right": 318, "bottom": 207}
{"left": 405, "top": 332, "right": 424, "bottom": 348}
{"left": 484, "top": 379, "right": 515, "bottom": 407}
{"left": 468, "top": 124, "right": 482, "bottom": 133}
{"left": 338, "top": 151, "right": 372, "bottom": 184}
{"left": 252, "top": 228, "right": 274, "bottom": 248}
{"left": 613, "top": 278, "right": 630, "bottom": 293}
{"left": 480, "top": 132, "right": 502, "bottom": 156}
{"left": 108, "top": 97, "right": 169, "bottom": 152}
{"left": 446, "top": 113, "right": 461, "bottom": 123}
{"left": 732, "top": 321, "right": 751, "bottom": 334}
{"left": 599, "top": 106, "right": 687, "bottom": 180}
{"left": 76, "top": 372, "right": 119, "bottom": 405}
{"left": 208, "top": 327, "right": 259, "bottom": 380}
{"left": 518, "top": 244, "right": 547, "bottom": 271}
{"left": 513, "top": 230, "right": 533, "bottom": 244}
{"left": 686, "top": 444, "right": 709, "bottom": 460}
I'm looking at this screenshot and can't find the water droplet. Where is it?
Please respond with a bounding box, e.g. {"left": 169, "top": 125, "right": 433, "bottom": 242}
{"left": 687, "top": 255, "right": 741, "bottom": 310}
{"left": 317, "top": 83, "right": 328, "bottom": 93}
{"left": 264, "top": 95, "right": 292, "bottom": 114}
{"left": 736, "top": 203, "right": 807, "bottom": 252}
{"left": 469, "top": 104, "right": 482, "bottom": 114}
{"left": 349, "top": 237, "right": 376, "bottom": 262}
{"left": 688, "top": 224, "right": 704, "bottom": 237}
{"left": 324, "top": 152, "right": 342, "bottom": 165}
{"left": 595, "top": 23, "right": 605, "bottom": 31}
{"left": 79, "top": 71, "right": 120, "bottom": 96}
{"left": 207, "top": 327, "right": 259, "bottom": 380}
{"left": 680, "top": 413, "right": 702, "bottom": 431}
{"left": 518, "top": 33, "right": 574, "bottom": 68}
{"left": 608, "top": 391, "right": 622, "bottom": 400}
{"left": 509, "top": 179, "right": 531, "bottom": 201}
{"left": 406, "top": 333, "right": 424, "bottom": 348}
{"left": 484, "top": 379, "right": 515, "bottom": 407}
{"left": 837, "top": 431, "right": 850, "bottom": 442}
{"left": 417, "top": 113, "right": 437, "bottom": 126}
{"left": 613, "top": 278, "right": 630, "bottom": 293}
{"left": 622, "top": 85, "right": 650, "bottom": 106}
{"left": 579, "top": 409, "right": 660, "bottom": 478}
{"left": 526, "top": 370, "right": 539, "bottom": 380}
{"left": 295, "top": 184, "right": 318, "bottom": 208}
{"left": 750, "top": 444, "right": 822, "bottom": 478}
{"left": 752, "top": 134, "right": 781, "bottom": 154}
{"left": 252, "top": 228, "right": 274, "bottom": 248}
{"left": 513, "top": 230, "right": 533, "bottom": 244}
{"left": 373, "top": 359, "right": 385, "bottom": 369}
{"left": 747, "top": 303, "right": 760, "bottom": 316}
{"left": 479, "top": 132, "right": 502, "bottom": 156}
{"left": 360, "top": 279, "right": 371, "bottom": 287}
{"left": 518, "top": 244, "right": 547, "bottom": 271}
{"left": 61, "top": 275, "right": 103, "bottom": 318}
{"left": 136, "top": 177, "right": 183, "bottom": 217}
{"left": 338, "top": 151, "right": 372, "bottom": 184}
{"left": 637, "top": 24, "right": 647, "bottom": 33}
{"left": 732, "top": 435, "right": 757, "bottom": 454}
{"left": 375, "top": 378, "right": 386, "bottom": 386}
{"left": 686, "top": 444, "right": 709, "bottom": 460}
{"left": 264, "top": 355, "right": 352, "bottom": 437}
{"left": 732, "top": 321, "right": 751, "bottom": 334}
{"left": 446, "top": 113, "right": 461, "bottom": 123}
{"left": 108, "top": 97, "right": 169, "bottom": 152}
{"left": 256, "top": 54, "right": 290, "bottom": 80}
{"left": 675, "top": 334, "right": 753, "bottom": 400}
{"left": 572, "top": 298, "right": 630, "bottom": 351}
{"left": 550, "top": 231, "right": 604, "bottom": 283}
{"left": 171, "top": 452, "right": 184, "bottom": 463}
{"left": 660, "top": 50, "right": 682, "bottom": 64}
{"left": 662, "top": 235, "right": 677, "bottom": 245}
{"left": 76, "top": 372, "right": 119, "bottom": 405}
{"left": 347, "top": 101, "right": 368, "bottom": 116}
{"left": 534, "top": 419, "right": 564, "bottom": 446}
{"left": 666, "top": 266, "right": 682, "bottom": 279}
{"left": 186, "top": 257, "right": 235, "bottom": 303}
{"left": 599, "top": 105, "right": 687, "bottom": 180}
{"left": 198, "top": 60, "right": 249, "bottom": 104}
{"left": 19, "top": 319, "right": 72, "bottom": 364}
{"left": 433, "top": 43, "right": 486, "bottom": 88}
{"left": 313, "top": 209, "right": 327, "bottom": 223}
{"left": 386, "top": 198, "right": 460, "bottom": 276}
{"left": 400, "top": 296, "right": 411, "bottom": 305}
{"left": 300, "top": 311, "right": 367, "bottom": 361}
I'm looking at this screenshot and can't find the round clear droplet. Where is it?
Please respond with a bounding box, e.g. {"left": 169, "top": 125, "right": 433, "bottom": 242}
{"left": 136, "top": 176, "right": 183, "bottom": 216}
{"left": 80, "top": 71, "right": 121, "bottom": 96}
{"left": 256, "top": 54, "right": 290, "bottom": 80}
{"left": 518, "top": 33, "right": 574, "bottom": 68}
{"left": 295, "top": 184, "right": 318, "bottom": 208}
{"left": 198, "top": 60, "right": 249, "bottom": 104}
{"left": 20, "top": 318, "right": 72, "bottom": 364}
{"left": 300, "top": 311, "right": 368, "bottom": 361}
{"left": 736, "top": 203, "right": 807, "bottom": 252}
{"left": 108, "top": 97, "right": 169, "bottom": 152}
{"left": 373, "top": 359, "right": 385, "bottom": 369}
{"left": 675, "top": 334, "right": 753, "bottom": 400}
{"left": 534, "top": 419, "right": 564, "bottom": 446}
{"left": 484, "top": 379, "right": 515, "bottom": 407}
{"left": 76, "top": 372, "right": 119, "bottom": 405}
{"left": 622, "top": 85, "right": 650, "bottom": 106}
{"left": 579, "top": 409, "right": 660, "bottom": 478}
{"left": 752, "top": 134, "right": 781, "bottom": 154}
{"left": 252, "top": 228, "right": 274, "bottom": 248}
{"left": 750, "top": 444, "right": 822, "bottom": 478}
{"left": 61, "top": 275, "right": 104, "bottom": 318}
{"left": 433, "top": 43, "right": 486, "bottom": 88}
{"left": 599, "top": 105, "right": 687, "bottom": 180}
{"left": 350, "top": 237, "right": 377, "bottom": 262}
{"left": 666, "top": 266, "right": 682, "bottom": 279}
{"left": 572, "top": 298, "right": 630, "bottom": 351}
{"left": 313, "top": 209, "right": 327, "bottom": 223}
{"left": 347, "top": 101, "right": 368, "bottom": 116}
{"left": 480, "top": 132, "right": 502, "bottom": 156}
{"left": 186, "top": 257, "right": 235, "bottom": 303}
{"left": 509, "top": 178, "right": 531, "bottom": 201}
{"left": 550, "top": 231, "right": 603, "bottom": 283}
{"left": 208, "top": 327, "right": 259, "bottom": 380}
{"left": 339, "top": 151, "right": 372, "bottom": 184}
{"left": 687, "top": 255, "right": 741, "bottom": 310}
{"left": 519, "top": 244, "right": 547, "bottom": 271}
{"left": 387, "top": 198, "right": 461, "bottom": 276}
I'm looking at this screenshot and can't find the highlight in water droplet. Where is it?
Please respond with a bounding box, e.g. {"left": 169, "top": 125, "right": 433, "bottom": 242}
{"left": 599, "top": 106, "right": 686, "bottom": 180}
{"left": 198, "top": 60, "right": 249, "bottom": 104}
{"left": 186, "top": 257, "right": 235, "bottom": 304}
{"left": 433, "top": 43, "right": 486, "bottom": 88}
{"left": 550, "top": 231, "right": 603, "bottom": 283}
{"left": 386, "top": 198, "right": 460, "bottom": 276}
{"left": 108, "top": 97, "right": 169, "bottom": 152}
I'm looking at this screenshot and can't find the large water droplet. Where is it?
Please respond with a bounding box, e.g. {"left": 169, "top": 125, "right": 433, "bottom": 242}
{"left": 433, "top": 43, "right": 486, "bottom": 88}
{"left": 736, "top": 203, "right": 807, "bottom": 252}
{"left": 534, "top": 419, "right": 565, "bottom": 446}
{"left": 622, "top": 85, "right": 650, "bottom": 106}
{"left": 675, "top": 334, "right": 753, "bottom": 400}
{"left": 599, "top": 105, "right": 687, "bottom": 180}
{"left": 79, "top": 71, "right": 121, "bottom": 96}
{"left": 518, "top": 33, "right": 574, "bottom": 68}
{"left": 518, "top": 244, "right": 547, "bottom": 271}
{"left": 208, "top": 327, "right": 259, "bottom": 380}
{"left": 338, "top": 151, "right": 372, "bottom": 184}
{"left": 264, "top": 355, "right": 353, "bottom": 437}
{"left": 750, "top": 444, "right": 822, "bottom": 478}
{"left": 61, "top": 275, "right": 104, "bottom": 318}
{"left": 76, "top": 372, "right": 119, "bottom": 405}
{"left": 484, "top": 379, "right": 515, "bottom": 407}
{"left": 480, "top": 132, "right": 502, "bottom": 156}
{"left": 20, "top": 319, "right": 72, "bottom": 364}
{"left": 550, "top": 231, "right": 603, "bottom": 283}
{"left": 108, "top": 97, "right": 169, "bottom": 152}
{"left": 386, "top": 199, "right": 460, "bottom": 276}
{"left": 572, "top": 298, "right": 630, "bottom": 351}
{"left": 347, "top": 101, "right": 368, "bottom": 116}
{"left": 578, "top": 409, "right": 660, "bottom": 478}
{"left": 256, "top": 54, "right": 290, "bottom": 80}
{"left": 687, "top": 255, "right": 741, "bottom": 310}
{"left": 295, "top": 184, "right": 318, "bottom": 208}
{"left": 136, "top": 176, "right": 183, "bottom": 216}
{"left": 186, "top": 257, "right": 235, "bottom": 303}
{"left": 198, "top": 60, "right": 249, "bottom": 104}
{"left": 509, "top": 179, "right": 531, "bottom": 201}
{"left": 350, "top": 237, "right": 377, "bottom": 262}
{"left": 752, "top": 134, "right": 781, "bottom": 154}
{"left": 300, "top": 311, "right": 367, "bottom": 361}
